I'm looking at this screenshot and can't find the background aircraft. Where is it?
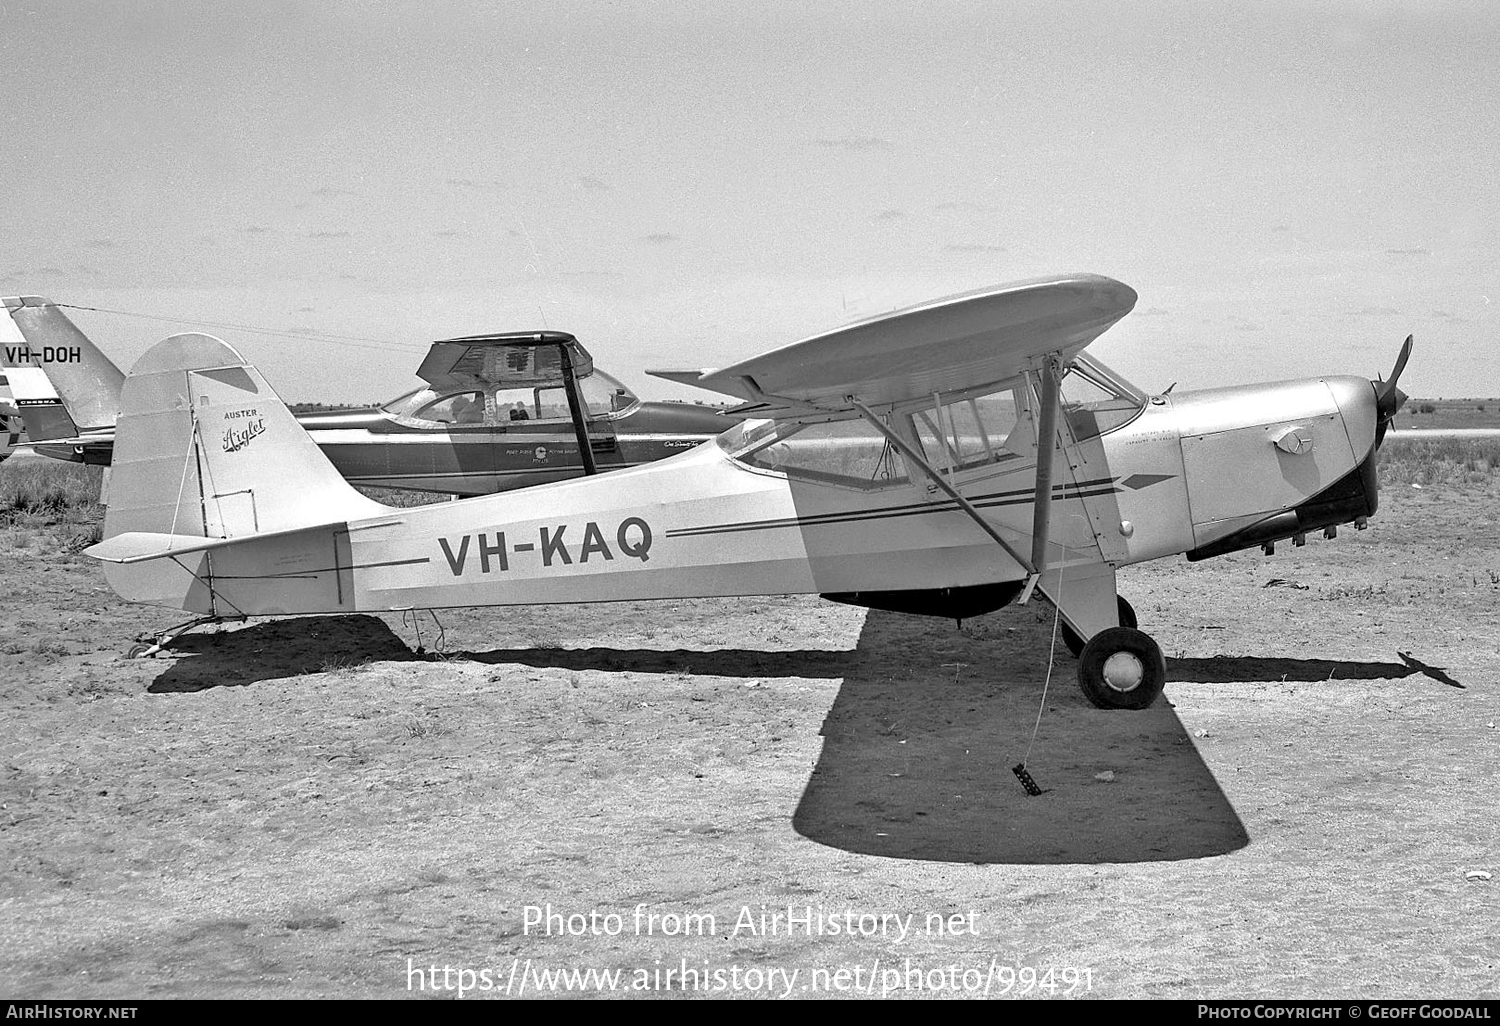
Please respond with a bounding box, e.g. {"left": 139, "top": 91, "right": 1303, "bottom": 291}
{"left": 0, "top": 297, "right": 730, "bottom": 494}
{"left": 84, "top": 274, "right": 1410, "bottom": 710}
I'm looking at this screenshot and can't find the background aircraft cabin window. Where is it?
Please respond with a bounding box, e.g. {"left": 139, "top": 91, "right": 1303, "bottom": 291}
{"left": 730, "top": 419, "right": 910, "bottom": 490}
{"left": 1060, "top": 366, "right": 1144, "bottom": 440}
{"left": 533, "top": 372, "right": 639, "bottom": 421}
{"left": 489, "top": 386, "right": 546, "bottom": 422}
{"left": 380, "top": 387, "right": 432, "bottom": 419}
{"left": 587, "top": 371, "right": 639, "bottom": 416}
{"left": 909, "top": 386, "right": 1024, "bottom": 474}
{"left": 417, "top": 391, "right": 487, "bottom": 425}
{"left": 534, "top": 387, "right": 575, "bottom": 421}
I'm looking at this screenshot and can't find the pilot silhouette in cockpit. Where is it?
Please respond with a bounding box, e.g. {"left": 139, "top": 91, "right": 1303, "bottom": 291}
{"left": 451, "top": 394, "right": 484, "bottom": 424}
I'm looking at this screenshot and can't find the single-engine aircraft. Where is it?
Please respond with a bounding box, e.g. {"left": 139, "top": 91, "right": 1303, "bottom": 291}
{"left": 83, "top": 273, "right": 1411, "bottom": 710}
{"left": 0, "top": 297, "right": 729, "bottom": 494}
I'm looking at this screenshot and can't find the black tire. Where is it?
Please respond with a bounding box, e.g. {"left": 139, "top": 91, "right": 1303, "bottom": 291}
{"left": 1059, "top": 595, "right": 1137, "bottom": 657}
{"left": 1077, "top": 626, "right": 1166, "bottom": 710}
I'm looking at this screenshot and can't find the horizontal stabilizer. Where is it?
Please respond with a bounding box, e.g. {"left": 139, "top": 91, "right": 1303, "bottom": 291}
{"left": 645, "top": 368, "right": 724, "bottom": 391}
{"left": 87, "top": 522, "right": 347, "bottom": 564}
{"left": 14, "top": 432, "right": 109, "bottom": 451}
{"left": 88, "top": 532, "right": 223, "bottom": 564}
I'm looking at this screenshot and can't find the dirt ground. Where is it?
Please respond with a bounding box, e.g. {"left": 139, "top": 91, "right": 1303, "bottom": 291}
{"left": 1, "top": 478, "right": 1496, "bottom": 1000}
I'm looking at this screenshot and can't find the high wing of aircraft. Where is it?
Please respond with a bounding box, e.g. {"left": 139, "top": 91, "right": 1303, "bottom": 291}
{"left": 84, "top": 273, "right": 1411, "bottom": 710}
{"left": 0, "top": 298, "right": 729, "bottom": 494}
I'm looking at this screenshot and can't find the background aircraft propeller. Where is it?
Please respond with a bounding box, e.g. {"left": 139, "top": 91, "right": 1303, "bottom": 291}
{"left": 1373, "top": 334, "right": 1412, "bottom": 448}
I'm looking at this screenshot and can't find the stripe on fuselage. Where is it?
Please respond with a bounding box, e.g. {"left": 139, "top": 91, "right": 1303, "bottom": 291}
{"left": 665, "top": 476, "right": 1131, "bottom": 539}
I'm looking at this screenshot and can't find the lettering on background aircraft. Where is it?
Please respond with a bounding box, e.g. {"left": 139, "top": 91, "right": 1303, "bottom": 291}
{"left": 4, "top": 346, "right": 82, "bottom": 364}
{"left": 438, "top": 517, "right": 655, "bottom": 576}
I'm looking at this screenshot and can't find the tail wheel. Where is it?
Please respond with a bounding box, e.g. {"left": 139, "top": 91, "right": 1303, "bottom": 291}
{"left": 1077, "top": 626, "right": 1166, "bottom": 710}
{"left": 1060, "top": 595, "right": 1137, "bottom": 658}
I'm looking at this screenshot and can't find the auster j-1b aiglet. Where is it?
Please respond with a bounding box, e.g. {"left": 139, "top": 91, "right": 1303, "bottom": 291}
{"left": 85, "top": 274, "right": 1411, "bottom": 709}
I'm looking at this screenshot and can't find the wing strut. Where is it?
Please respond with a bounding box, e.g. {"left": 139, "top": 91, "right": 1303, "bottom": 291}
{"left": 1024, "top": 355, "right": 1063, "bottom": 602}
{"left": 850, "top": 399, "right": 1038, "bottom": 598}
{"left": 557, "top": 343, "right": 598, "bottom": 475}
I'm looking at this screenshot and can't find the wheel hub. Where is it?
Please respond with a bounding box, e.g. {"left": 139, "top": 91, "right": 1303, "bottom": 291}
{"left": 1101, "top": 651, "right": 1145, "bottom": 692}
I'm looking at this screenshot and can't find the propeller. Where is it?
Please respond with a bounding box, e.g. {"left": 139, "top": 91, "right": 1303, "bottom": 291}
{"left": 1373, "top": 334, "right": 1412, "bottom": 448}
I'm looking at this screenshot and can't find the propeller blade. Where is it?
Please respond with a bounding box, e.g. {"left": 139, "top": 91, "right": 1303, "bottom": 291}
{"left": 1376, "top": 335, "right": 1413, "bottom": 406}
{"left": 1373, "top": 335, "right": 1413, "bottom": 447}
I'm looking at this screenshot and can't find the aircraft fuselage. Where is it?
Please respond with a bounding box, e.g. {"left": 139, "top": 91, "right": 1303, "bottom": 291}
{"left": 33, "top": 400, "right": 730, "bottom": 494}
{"left": 101, "top": 370, "right": 1382, "bottom": 624}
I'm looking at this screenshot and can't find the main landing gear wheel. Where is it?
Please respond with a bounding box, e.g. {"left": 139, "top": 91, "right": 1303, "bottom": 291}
{"left": 1059, "top": 595, "right": 1137, "bottom": 658}
{"left": 1077, "top": 626, "right": 1166, "bottom": 710}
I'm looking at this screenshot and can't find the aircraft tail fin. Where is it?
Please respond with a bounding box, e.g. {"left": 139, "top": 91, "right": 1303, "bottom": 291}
{"left": 103, "top": 332, "right": 389, "bottom": 544}
{"left": 1, "top": 296, "right": 125, "bottom": 433}
{"left": 0, "top": 316, "right": 79, "bottom": 444}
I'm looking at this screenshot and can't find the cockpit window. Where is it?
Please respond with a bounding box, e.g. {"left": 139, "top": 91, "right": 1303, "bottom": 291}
{"left": 381, "top": 371, "right": 640, "bottom": 428}
{"left": 718, "top": 417, "right": 910, "bottom": 491}
{"left": 1060, "top": 358, "right": 1145, "bottom": 440}
{"left": 418, "top": 391, "right": 486, "bottom": 425}
{"left": 534, "top": 370, "right": 639, "bottom": 421}
{"left": 908, "top": 384, "right": 1027, "bottom": 474}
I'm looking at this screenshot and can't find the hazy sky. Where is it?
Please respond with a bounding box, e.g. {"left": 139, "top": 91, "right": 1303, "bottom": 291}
{"left": 2, "top": 0, "right": 1495, "bottom": 401}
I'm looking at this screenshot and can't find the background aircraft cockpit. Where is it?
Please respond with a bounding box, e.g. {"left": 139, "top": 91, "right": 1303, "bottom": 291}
{"left": 380, "top": 332, "right": 641, "bottom": 429}
{"left": 381, "top": 370, "right": 640, "bottom": 428}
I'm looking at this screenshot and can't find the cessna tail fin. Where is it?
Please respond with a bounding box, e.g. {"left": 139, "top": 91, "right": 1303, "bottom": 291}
{"left": 104, "top": 332, "right": 387, "bottom": 543}
{"left": 1, "top": 297, "right": 125, "bottom": 433}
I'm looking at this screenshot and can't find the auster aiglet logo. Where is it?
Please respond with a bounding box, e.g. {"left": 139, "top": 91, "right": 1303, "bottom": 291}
{"left": 222, "top": 409, "right": 267, "bottom": 453}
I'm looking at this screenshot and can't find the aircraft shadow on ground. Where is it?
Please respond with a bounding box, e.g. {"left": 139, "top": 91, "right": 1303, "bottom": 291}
{"left": 450, "top": 646, "right": 849, "bottom": 677}
{"left": 1167, "top": 655, "right": 1420, "bottom": 684}
{"left": 455, "top": 608, "right": 1258, "bottom": 865}
{"left": 1167, "top": 653, "right": 1464, "bottom": 689}
{"left": 788, "top": 608, "right": 1255, "bottom": 865}
{"left": 147, "top": 615, "right": 417, "bottom": 693}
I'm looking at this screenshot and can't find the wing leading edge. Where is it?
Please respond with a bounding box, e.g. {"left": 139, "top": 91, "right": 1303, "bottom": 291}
{"left": 648, "top": 273, "right": 1136, "bottom": 414}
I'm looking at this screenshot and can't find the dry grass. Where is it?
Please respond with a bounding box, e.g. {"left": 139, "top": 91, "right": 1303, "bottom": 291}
{"left": 0, "top": 460, "right": 105, "bottom": 557}
{"left": 0, "top": 460, "right": 104, "bottom": 523}
{"left": 355, "top": 486, "right": 450, "bottom": 507}
{"left": 1377, "top": 437, "right": 1499, "bottom": 488}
